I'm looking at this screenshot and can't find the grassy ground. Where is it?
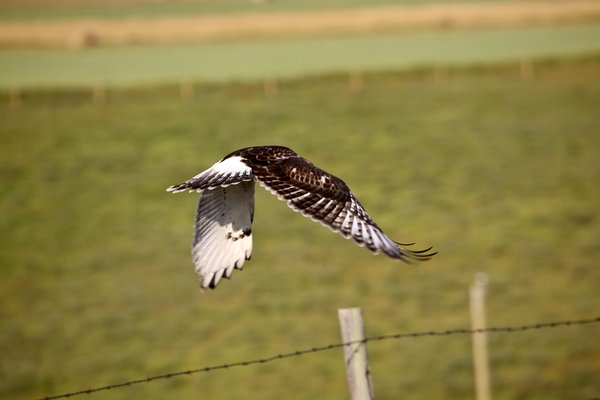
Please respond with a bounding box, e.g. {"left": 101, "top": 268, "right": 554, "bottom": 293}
{"left": 0, "top": 0, "right": 523, "bottom": 21}
{"left": 1, "top": 59, "right": 599, "bottom": 400}
{"left": 2, "top": 23, "right": 600, "bottom": 89}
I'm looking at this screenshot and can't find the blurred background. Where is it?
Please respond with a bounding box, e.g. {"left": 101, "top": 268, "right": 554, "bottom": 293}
{"left": 1, "top": 1, "right": 599, "bottom": 399}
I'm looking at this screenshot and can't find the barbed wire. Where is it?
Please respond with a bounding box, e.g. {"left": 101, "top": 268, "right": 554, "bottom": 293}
{"left": 38, "top": 315, "right": 600, "bottom": 400}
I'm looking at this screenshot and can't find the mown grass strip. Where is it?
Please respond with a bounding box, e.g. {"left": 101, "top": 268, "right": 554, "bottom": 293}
{"left": 1, "top": 23, "right": 600, "bottom": 89}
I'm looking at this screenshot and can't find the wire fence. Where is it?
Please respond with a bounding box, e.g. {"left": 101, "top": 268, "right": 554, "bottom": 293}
{"left": 38, "top": 315, "right": 600, "bottom": 400}
{"left": 3, "top": 58, "right": 545, "bottom": 108}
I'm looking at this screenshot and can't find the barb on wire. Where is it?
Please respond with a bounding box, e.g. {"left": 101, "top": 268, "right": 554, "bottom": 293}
{"left": 39, "top": 315, "right": 600, "bottom": 400}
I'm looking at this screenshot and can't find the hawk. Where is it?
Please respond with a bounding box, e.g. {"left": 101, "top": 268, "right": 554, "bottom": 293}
{"left": 167, "top": 145, "right": 436, "bottom": 290}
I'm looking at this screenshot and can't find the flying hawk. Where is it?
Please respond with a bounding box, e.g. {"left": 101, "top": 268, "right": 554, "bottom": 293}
{"left": 167, "top": 145, "right": 436, "bottom": 290}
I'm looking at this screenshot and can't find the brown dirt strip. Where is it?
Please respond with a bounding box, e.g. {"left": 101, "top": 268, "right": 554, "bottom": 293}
{"left": 1, "top": 0, "right": 600, "bottom": 48}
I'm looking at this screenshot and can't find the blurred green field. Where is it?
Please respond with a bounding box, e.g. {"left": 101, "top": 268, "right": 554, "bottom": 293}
{"left": 2, "top": 23, "right": 600, "bottom": 89}
{"left": 0, "top": 0, "right": 521, "bottom": 21}
{"left": 1, "top": 59, "right": 599, "bottom": 400}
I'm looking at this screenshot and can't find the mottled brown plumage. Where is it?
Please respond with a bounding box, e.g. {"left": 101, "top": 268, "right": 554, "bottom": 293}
{"left": 168, "top": 145, "right": 436, "bottom": 290}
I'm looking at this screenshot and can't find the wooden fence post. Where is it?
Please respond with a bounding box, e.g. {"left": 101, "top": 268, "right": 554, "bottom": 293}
{"left": 93, "top": 84, "right": 107, "bottom": 105}
{"left": 9, "top": 87, "right": 21, "bottom": 108}
{"left": 349, "top": 70, "right": 364, "bottom": 93}
{"left": 338, "top": 307, "right": 374, "bottom": 400}
{"left": 519, "top": 60, "right": 534, "bottom": 81}
{"left": 263, "top": 79, "right": 278, "bottom": 97}
{"left": 434, "top": 65, "right": 447, "bottom": 83}
{"left": 470, "top": 272, "right": 492, "bottom": 400}
{"left": 179, "top": 81, "right": 195, "bottom": 101}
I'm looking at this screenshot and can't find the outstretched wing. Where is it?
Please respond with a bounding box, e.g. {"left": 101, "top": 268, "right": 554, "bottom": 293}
{"left": 166, "top": 155, "right": 253, "bottom": 193}
{"left": 168, "top": 145, "right": 435, "bottom": 291}
{"left": 192, "top": 182, "right": 254, "bottom": 289}
{"left": 248, "top": 154, "right": 435, "bottom": 262}
{"left": 167, "top": 155, "right": 255, "bottom": 289}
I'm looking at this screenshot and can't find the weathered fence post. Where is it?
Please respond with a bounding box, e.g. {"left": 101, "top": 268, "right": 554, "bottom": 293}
{"left": 349, "top": 70, "right": 364, "bottom": 93}
{"left": 434, "top": 65, "right": 447, "bottom": 83}
{"left": 9, "top": 87, "right": 21, "bottom": 108}
{"left": 179, "top": 81, "right": 195, "bottom": 101}
{"left": 470, "top": 272, "right": 492, "bottom": 400}
{"left": 93, "top": 84, "right": 107, "bottom": 105}
{"left": 338, "top": 307, "right": 374, "bottom": 400}
{"left": 519, "top": 60, "right": 535, "bottom": 81}
{"left": 263, "top": 78, "right": 278, "bottom": 97}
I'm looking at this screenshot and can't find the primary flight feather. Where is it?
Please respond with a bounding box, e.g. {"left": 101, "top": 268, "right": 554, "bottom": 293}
{"left": 167, "top": 145, "right": 436, "bottom": 290}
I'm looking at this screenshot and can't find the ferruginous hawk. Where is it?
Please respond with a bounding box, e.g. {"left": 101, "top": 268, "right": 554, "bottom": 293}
{"left": 167, "top": 145, "right": 436, "bottom": 290}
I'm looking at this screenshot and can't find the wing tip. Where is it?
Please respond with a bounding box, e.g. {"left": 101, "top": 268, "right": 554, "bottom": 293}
{"left": 197, "top": 255, "right": 251, "bottom": 291}
{"left": 396, "top": 245, "right": 438, "bottom": 263}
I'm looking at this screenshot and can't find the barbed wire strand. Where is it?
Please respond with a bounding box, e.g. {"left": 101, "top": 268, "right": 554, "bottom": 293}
{"left": 39, "top": 315, "right": 600, "bottom": 400}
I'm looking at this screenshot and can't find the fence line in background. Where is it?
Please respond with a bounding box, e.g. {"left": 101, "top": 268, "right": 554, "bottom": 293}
{"left": 4, "top": 59, "right": 543, "bottom": 107}
{"left": 38, "top": 315, "right": 600, "bottom": 400}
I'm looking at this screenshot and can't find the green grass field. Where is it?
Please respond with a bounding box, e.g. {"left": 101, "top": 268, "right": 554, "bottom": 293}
{"left": 2, "top": 23, "right": 600, "bottom": 89}
{"left": 0, "top": 0, "right": 520, "bottom": 21}
{"left": 1, "top": 59, "right": 599, "bottom": 400}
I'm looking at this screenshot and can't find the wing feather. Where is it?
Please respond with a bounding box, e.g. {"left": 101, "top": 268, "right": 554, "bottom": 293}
{"left": 167, "top": 156, "right": 253, "bottom": 193}
{"left": 191, "top": 181, "right": 254, "bottom": 289}
{"left": 246, "top": 152, "right": 435, "bottom": 261}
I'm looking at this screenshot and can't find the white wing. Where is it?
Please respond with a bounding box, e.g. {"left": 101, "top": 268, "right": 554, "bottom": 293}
{"left": 192, "top": 181, "right": 254, "bottom": 289}
{"left": 167, "top": 155, "right": 255, "bottom": 289}
{"left": 166, "top": 156, "right": 253, "bottom": 193}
